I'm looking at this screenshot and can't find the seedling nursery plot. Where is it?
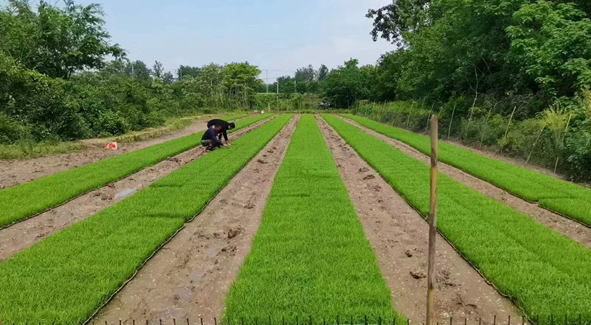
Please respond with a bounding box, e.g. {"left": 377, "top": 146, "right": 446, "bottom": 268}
{"left": 341, "top": 115, "right": 591, "bottom": 227}
{"left": 0, "top": 113, "right": 261, "bottom": 229}
{"left": 224, "top": 115, "right": 402, "bottom": 324}
{"left": 0, "top": 114, "right": 291, "bottom": 324}
{"left": 4, "top": 113, "right": 591, "bottom": 324}
{"left": 322, "top": 115, "right": 591, "bottom": 323}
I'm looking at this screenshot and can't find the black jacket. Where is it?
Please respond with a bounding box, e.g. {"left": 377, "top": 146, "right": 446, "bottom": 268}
{"left": 201, "top": 127, "right": 223, "bottom": 146}
{"left": 207, "top": 119, "right": 230, "bottom": 142}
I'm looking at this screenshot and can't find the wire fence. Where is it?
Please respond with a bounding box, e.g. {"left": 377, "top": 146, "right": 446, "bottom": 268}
{"left": 80, "top": 315, "right": 591, "bottom": 325}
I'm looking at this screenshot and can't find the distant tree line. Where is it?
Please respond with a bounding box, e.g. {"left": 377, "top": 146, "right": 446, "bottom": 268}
{"left": 0, "top": 0, "right": 263, "bottom": 144}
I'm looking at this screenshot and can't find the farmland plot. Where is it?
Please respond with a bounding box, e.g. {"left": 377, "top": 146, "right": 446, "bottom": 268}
{"left": 340, "top": 116, "right": 591, "bottom": 250}
{"left": 0, "top": 114, "right": 269, "bottom": 229}
{"left": 323, "top": 114, "right": 591, "bottom": 323}
{"left": 342, "top": 114, "right": 591, "bottom": 227}
{"left": 0, "top": 115, "right": 275, "bottom": 262}
{"left": 94, "top": 116, "right": 299, "bottom": 322}
{"left": 316, "top": 116, "right": 519, "bottom": 323}
{"left": 223, "top": 115, "right": 402, "bottom": 324}
{"left": 0, "top": 115, "right": 290, "bottom": 324}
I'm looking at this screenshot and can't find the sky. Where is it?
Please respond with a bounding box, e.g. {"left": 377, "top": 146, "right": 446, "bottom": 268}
{"left": 74, "top": 0, "right": 395, "bottom": 81}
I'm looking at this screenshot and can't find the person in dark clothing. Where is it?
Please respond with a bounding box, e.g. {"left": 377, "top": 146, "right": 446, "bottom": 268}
{"left": 207, "top": 119, "right": 236, "bottom": 147}
{"left": 201, "top": 124, "right": 228, "bottom": 151}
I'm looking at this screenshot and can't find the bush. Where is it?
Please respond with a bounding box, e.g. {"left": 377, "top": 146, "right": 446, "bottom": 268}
{"left": 460, "top": 114, "right": 506, "bottom": 145}
{"left": 0, "top": 113, "right": 27, "bottom": 144}
{"left": 98, "top": 110, "right": 130, "bottom": 136}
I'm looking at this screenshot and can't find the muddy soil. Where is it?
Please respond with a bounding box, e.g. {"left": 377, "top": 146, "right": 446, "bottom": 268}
{"left": 0, "top": 115, "right": 251, "bottom": 189}
{"left": 93, "top": 116, "right": 299, "bottom": 324}
{"left": 0, "top": 117, "right": 275, "bottom": 262}
{"left": 340, "top": 117, "right": 591, "bottom": 250}
{"left": 317, "top": 116, "right": 520, "bottom": 324}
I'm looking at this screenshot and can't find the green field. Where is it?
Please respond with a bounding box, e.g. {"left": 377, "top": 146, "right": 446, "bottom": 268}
{"left": 2, "top": 113, "right": 589, "bottom": 323}
{"left": 0, "top": 114, "right": 268, "bottom": 229}
{"left": 0, "top": 114, "right": 291, "bottom": 324}
{"left": 224, "top": 115, "right": 401, "bottom": 324}
{"left": 343, "top": 114, "right": 591, "bottom": 227}
{"left": 323, "top": 114, "right": 591, "bottom": 323}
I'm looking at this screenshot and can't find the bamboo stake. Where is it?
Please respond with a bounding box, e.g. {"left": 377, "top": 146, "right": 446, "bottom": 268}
{"left": 447, "top": 104, "right": 457, "bottom": 139}
{"left": 499, "top": 106, "right": 518, "bottom": 154}
{"left": 526, "top": 125, "right": 546, "bottom": 165}
{"left": 554, "top": 114, "right": 573, "bottom": 174}
{"left": 426, "top": 115, "right": 439, "bottom": 325}
{"left": 504, "top": 106, "right": 518, "bottom": 139}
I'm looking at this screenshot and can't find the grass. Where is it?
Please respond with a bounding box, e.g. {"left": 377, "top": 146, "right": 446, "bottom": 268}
{"left": 323, "top": 115, "right": 591, "bottom": 323}
{"left": 0, "top": 139, "right": 86, "bottom": 160}
{"left": 0, "top": 114, "right": 268, "bottom": 229}
{"left": 0, "top": 114, "right": 292, "bottom": 324}
{"left": 342, "top": 114, "right": 591, "bottom": 227}
{"left": 223, "top": 115, "right": 401, "bottom": 324}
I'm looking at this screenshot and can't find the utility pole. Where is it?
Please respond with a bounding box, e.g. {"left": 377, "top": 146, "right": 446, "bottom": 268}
{"left": 266, "top": 70, "right": 269, "bottom": 94}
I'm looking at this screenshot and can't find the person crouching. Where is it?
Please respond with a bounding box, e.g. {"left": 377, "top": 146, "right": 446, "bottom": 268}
{"left": 201, "top": 124, "right": 229, "bottom": 151}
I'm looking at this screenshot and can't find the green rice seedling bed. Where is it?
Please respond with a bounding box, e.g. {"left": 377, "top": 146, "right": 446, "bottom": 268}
{"left": 342, "top": 114, "right": 591, "bottom": 227}
{"left": 323, "top": 115, "right": 591, "bottom": 324}
{"left": 0, "top": 114, "right": 291, "bottom": 324}
{"left": 223, "top": 115, "right": 402, "bottom": 324}
{"left": 0, "top": 114, "right": 267, "bottom": 229}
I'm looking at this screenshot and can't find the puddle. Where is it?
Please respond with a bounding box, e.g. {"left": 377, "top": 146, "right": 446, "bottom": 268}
{"left": 174, "top": 287, "right": 195, "bottom": 302}
{"left": 206, "top": 247, "right": 218, "bottom": 257}
{"left": 190, "top": 271, "right": 206, "bottom": 282}
{"left": 114, "top": 188, "right": 138, "bottom": 200}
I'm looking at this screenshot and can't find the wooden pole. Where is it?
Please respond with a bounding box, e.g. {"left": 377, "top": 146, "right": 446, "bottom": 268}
{"left": 426, "top": 115, "right": 439, "bottom": 325}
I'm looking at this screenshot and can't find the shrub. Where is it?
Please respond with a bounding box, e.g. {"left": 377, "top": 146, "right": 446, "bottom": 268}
{"left": 98, "top": 110, "right": 130, "bottom": 135}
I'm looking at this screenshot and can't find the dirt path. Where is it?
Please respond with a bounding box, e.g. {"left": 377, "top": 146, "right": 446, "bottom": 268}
{"left": 0, "top": 115, "right": 250, "bottom": 189}
{"left": 340, "top": 116, "right": 591, "bottom": 250}
{"left": 93, "top": 116, "right": 299, "bottom": 324}
{"left": 0, "top": 117, "right": 275, "bottom": 262}
{"left": 317, "top": 116, "right": 520, "bottom": 324}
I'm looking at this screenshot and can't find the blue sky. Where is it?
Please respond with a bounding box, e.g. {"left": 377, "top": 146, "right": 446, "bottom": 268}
{"left": 75, "top": 0, "right": 394, "bottom": 81}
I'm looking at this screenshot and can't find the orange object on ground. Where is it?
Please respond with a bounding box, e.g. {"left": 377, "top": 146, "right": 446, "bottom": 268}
{"left": 106, "top": 142, "right": 118, "bottom": 150}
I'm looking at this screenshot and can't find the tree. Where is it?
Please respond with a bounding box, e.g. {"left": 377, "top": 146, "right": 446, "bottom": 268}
{"left": 152, "top": 61, "right": 164, "bottom": 79}
{"left": 162, "top": 72, "right": 175, "bottom": 85}
{"left": 0, "top": 0, "right": 124, "bottom": 79}
{"left": 366, "top": 0, "right": 433, "bottom": 47}
{"left": 125, "top": 60, "right": 151, "bottom": 82}
{"left": 178, "top": 65, "right": 200, "bottom": 79}
{"left": 506, "top": 1, "right": 591, "bottom": 98}
{"left": 220, "top": 62, "right": 263, "bottom": 107}
{"left": 295, "top": 65, "right": 316, "bottom": 83}
{"left": 318, "top": 65, "right": 329, "bottom": 81}
{"left": 322, "top": 59, "right": 374, "bottom": 108}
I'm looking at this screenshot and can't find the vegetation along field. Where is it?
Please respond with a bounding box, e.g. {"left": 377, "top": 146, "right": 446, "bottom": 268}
{"left": 3, "top": 0, "right": 591, "bottom": 323}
